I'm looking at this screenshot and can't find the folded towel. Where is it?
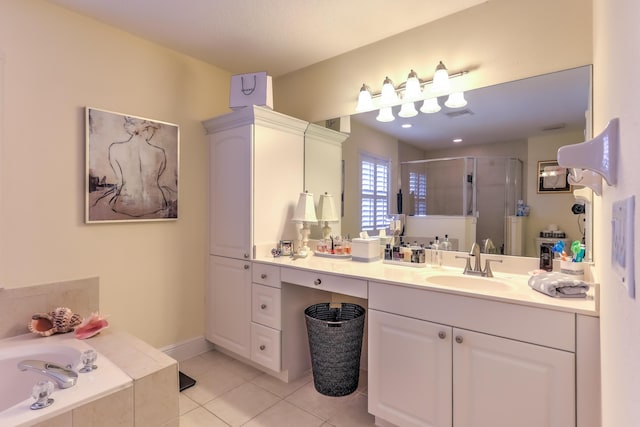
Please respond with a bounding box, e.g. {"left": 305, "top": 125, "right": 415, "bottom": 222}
{"left": 528, "top": 272, "right": 589, "bottom": 298}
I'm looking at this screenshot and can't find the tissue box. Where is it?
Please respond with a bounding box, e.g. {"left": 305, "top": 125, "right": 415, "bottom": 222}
{"left": 230, "top": 72, "right": 273, "bottom": 110}
{"left": 351, "top": 237, "right": 380, "bottom": 262}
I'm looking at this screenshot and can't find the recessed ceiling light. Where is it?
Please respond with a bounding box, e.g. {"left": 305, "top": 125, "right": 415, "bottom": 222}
{"left": 401, "top": 123, "right": 412, "bottom": 128}
{"left": 453, "top": 138, "right": 463, "bottom": 143}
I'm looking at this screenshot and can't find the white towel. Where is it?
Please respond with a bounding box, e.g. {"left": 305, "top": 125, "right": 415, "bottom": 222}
{"left": 528, "top": 272, "right": 589, "bottom": 298}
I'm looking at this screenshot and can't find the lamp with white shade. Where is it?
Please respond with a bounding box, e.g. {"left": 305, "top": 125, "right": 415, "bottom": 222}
{"left": 317, "top": 192, "right": 339, "bottom": 240}
{"left": 291, "top": 191, "right": 317, "bottom": 257}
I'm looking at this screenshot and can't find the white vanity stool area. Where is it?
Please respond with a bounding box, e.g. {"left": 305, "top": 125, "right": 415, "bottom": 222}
{"left": 246, "top": 255, "right": 600, "bottom": 427}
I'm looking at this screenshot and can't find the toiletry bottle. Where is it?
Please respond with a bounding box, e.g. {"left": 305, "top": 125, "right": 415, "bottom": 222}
{"left": 441, "top": 234, "right": 452, "bottom": 251}
{"left": 540, "top": 245, "right": 553, "bottom": 271}
{"left": 384, "top": 243, "right": 392, "bottom": 260}
{"left": 432, "top": 236, "right": 442, "bottom": 268}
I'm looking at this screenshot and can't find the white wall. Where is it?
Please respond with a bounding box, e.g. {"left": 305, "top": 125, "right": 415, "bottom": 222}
{"left": 593, "top": 0, "right": 640, "bottom": 424}
{"left": 274, "top": 0, "right": 592, "bottom": 123}
{"left": 0, "top": 0, "right": 231, "bottom": 348}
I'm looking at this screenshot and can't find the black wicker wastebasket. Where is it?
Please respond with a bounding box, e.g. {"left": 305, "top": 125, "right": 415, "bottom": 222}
{"left": 304, "top": 302, "right": 366, "bottom": 397}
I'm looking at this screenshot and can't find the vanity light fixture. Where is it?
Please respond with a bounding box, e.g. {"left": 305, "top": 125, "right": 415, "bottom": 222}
{"left": 317, "top": 192, "right": 339, "bottom": 240}
{"left": 292, "top": 191, "right": 318, "bottom": 257}
{"left": 356, "top": 61, "right": 469, "bottom": 122}
{"left": 431, "top": 61, "right": 451, "bottom": 94}
{"left": 356, "top": 84, "right": 374, "bottom": 112}
{"left": 444, "top": 92, "right": 468, "bottom": 108}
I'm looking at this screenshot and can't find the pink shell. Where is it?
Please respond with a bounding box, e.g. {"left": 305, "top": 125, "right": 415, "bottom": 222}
{"left": 74, "top": 312, "right": 109, "bottom": 339}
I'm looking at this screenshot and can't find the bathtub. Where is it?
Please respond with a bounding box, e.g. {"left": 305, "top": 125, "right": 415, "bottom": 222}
{"left": 0, "top": 332, "right": 132, "bottom": 426}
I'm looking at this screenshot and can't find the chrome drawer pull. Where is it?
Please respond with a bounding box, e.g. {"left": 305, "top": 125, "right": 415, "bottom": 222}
{"left": 259, "top": 345, "right": 266, "bottom": 351}
{"left": 260, "top": 304, "right": 267, "bottom": 310}
{"left": 243, "top": 264, "right": 250, "bottom": 270}
{"left": 314, "top": 278, "right": 322, "bottom": 286}
{"left": 438, "top": 331, "right": 446, "bottom": 340}
{"left": 261, "top": 273, "right": 267, "bottom": 279}
{"left": 455, "top": 336, "right": 463, "bottom": 344}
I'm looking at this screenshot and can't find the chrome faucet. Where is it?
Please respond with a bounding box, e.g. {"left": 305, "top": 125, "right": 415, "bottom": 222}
{"left": 18, "top": 360, "right": 78, "bottom": 389}
{"left": 456, "top": 242, "right": 503, "bottom": 277}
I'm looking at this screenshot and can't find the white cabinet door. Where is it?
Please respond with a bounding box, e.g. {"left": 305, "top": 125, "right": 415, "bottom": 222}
{"left": 368, "top": 309, "right": 452, "bottom": 427}
{"left": 206, "top": 256, "right": 252, "bottom": 358}
{"left": 453, "top": 328, "right": 575, "bottom": 427}
{"left": 209, "top": 125, "right": 252, "bottom": 259}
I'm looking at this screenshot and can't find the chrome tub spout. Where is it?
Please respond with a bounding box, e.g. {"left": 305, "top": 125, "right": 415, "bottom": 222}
{"left": 18, "top": 359, "right": 78, "bottom": 389}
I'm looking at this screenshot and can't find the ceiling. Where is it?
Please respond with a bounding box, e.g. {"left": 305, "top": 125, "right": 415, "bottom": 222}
{"left": 351, "top": 65, "right": 591, "bottom": 150}
{"left": 47, "top": 0, "right": 487, "bottom": 77}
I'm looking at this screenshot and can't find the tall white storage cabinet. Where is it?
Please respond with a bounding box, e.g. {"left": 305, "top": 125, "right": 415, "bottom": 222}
{"left": 203, "top": 106, "right": 306, "bottom": 360}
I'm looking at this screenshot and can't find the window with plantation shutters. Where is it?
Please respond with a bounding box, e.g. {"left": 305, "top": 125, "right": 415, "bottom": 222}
{"left": 361, "top": 153, "right": 390, "bottom": 231}
{"left": 409, "top": 171, "right": 427, "bottom": 215}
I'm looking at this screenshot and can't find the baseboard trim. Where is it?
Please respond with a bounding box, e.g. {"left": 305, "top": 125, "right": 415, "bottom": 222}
{"left": 161, "top": 336, "right": 214, "bottom": 362}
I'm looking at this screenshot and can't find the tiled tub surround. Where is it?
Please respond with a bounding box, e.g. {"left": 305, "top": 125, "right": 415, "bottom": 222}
{"left": 0, "top": 278, "right": 179, "bottom": 427}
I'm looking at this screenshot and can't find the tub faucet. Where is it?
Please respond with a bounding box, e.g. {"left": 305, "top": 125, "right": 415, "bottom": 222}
{"left": 18, "top": 359, "right": 78, "bottom": 389}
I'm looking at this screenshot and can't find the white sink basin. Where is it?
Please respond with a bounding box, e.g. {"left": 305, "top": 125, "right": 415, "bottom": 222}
{"left": 426, "top": 274, "right": 514, "bottom": 292}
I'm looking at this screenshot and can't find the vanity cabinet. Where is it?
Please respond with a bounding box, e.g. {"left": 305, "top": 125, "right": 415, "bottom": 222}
{"left": 368, "top": 281, "right": 577, "bottom": 427}
{"left": 206, "top": 255, "right": 252, "bottom": 358}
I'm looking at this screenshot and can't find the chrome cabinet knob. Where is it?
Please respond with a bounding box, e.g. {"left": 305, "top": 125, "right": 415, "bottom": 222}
{"left": 313, "top": 278, "right": 322, "bottom": 286}
{"left": 455, "top": 335, "right": 464, "bottom": 344}
{"left": 260, "top": 304, "right": 267, "bottom": 310}
{"left": 261, "top": 273, "right": 267, "bottom": 279}
{"left": 243, "top": 264, "right": 250, "bottom": 270}
{"left": 438, "top": 331, "right": 447, "bottom": 340}
{"left": 259, "top": 345, "right": 266, "bottom": 351}
{"left": 244, "top": 253, "right": 250, "bottom": 259}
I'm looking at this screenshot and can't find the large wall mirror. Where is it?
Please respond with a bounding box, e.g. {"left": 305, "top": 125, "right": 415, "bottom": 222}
{"left": 311, "top": 65, "right": 592, "bottom": 260}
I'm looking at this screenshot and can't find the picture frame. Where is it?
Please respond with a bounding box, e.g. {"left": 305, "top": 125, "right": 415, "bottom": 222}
{"left": 279, "top": 240, "right": 293, "bottom": 256}
{"left": 537, "top": 160, "right": 572, "bottom": 193}
{"left": 86, "top": 107, "right": 179, "bottom": 223}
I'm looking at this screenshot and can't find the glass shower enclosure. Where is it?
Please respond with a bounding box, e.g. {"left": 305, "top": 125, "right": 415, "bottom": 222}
{"left": 401, "top": 156, "right": 522, "bottom": 254}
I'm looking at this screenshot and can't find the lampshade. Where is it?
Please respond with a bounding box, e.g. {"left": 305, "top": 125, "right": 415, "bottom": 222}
{"left": 403, "top": 70, "right": 422, "bottom": 101}
{"left": 292, "top": 191, "right": 317, "bottom": 222}
{"left": 445, "top": 91, "right": 468, "bottom": 108}
{"left": 420, "top": 97, "right": 441, "bottom": 114}
{"left": 317, "top": 192, "right": 339, "bottom": 222}
{"left": 398, "top": 102, "right": 418, "bottom": 118}
{"left": 355, "top": 84, "right": 374, "bottom": 112}
{"left": 380, "top": 77, "right": 399, "bottom": 105}
{"left": 431, "top": 61, "right": 451, "bottom": 94}
{"left": 376, "top": 106, "right": 395, "bottom": 122}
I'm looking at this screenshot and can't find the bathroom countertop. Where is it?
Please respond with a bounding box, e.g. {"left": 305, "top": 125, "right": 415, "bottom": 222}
{"left": 254, "top": 253, "right": 599, "bottom": 317}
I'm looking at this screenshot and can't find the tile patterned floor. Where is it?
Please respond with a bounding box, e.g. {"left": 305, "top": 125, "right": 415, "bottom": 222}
{"left": 178, "top": 349, "right": 375, "bottom": 427}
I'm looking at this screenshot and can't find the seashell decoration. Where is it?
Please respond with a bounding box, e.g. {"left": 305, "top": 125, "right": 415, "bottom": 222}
{"left": 28, "top": 307, "right": 83, "bottom": 337}
{"left": 74, "top": 312, "right": 109, "bottom": 339}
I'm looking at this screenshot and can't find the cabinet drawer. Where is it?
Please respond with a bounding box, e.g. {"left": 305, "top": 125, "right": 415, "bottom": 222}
{"left": 281, "top": 267, "right": 367, "bottom": 299}
{"left": 252, "top": 263, "right": 281, "bottom": 288}
{"left": 251, "top": 322, "right": 281, "bottom": 372}
{"left": 252, "top": 283, "right": 282, "bottom": 329}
